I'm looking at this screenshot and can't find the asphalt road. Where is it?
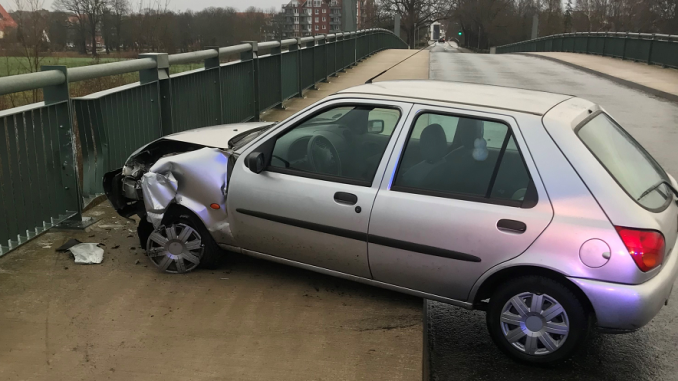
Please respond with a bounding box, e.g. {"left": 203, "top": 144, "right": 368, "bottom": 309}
{"left": 427, "top": 45, "right": 678, "bottom": 381}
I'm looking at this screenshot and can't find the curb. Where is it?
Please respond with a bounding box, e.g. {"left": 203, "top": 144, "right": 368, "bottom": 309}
{"left": 518, "top": 53, "right": 678, "bottom": 104}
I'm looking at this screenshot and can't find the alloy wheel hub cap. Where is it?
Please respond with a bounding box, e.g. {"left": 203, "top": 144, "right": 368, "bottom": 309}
{"left": 500, "top": 292, "right": 569, "bottom": 355}
{"left": 146, "top": 223, "right": 204, "bottom": 274}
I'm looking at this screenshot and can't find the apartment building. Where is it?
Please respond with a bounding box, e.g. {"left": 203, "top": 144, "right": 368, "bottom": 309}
{"left": 281, "top": 0, "right": 342, "bottom": 38}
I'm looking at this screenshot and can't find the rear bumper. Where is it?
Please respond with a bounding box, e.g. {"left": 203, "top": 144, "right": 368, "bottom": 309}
{"left": 568, "top": 240, "right": 678, "bottom": 331}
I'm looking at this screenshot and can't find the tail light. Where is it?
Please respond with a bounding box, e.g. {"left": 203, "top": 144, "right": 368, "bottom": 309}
{"left": 615, "top": 226, "right": 665, "bottom": 272}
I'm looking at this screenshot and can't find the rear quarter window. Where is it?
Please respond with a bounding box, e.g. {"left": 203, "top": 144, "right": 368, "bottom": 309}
{"left": 577, "top": 113, "right": 670, "bottom": 210}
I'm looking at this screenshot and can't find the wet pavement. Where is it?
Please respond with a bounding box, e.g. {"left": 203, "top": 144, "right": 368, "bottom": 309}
{"left": 427, "top": 48, "right": 678, "bottom": 380}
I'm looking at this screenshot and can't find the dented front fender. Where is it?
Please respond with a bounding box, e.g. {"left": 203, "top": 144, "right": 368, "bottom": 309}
{"left": 140, "top": 147, "right": 236, "bottom": 245}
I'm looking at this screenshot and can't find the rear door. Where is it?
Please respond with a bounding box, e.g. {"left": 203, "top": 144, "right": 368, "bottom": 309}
{"left": 367, "top": 105, "right": 554, "bottom": 301}
{"left": 228, "top": 99, "right": 412, "bottom": 278}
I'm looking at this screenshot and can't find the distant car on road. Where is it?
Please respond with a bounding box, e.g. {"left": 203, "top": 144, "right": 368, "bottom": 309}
{"left": 104, "top": 80, "right": 678, "bottom": 365}
{"left": 438, "top": 37, "right": 445, "bottom": 43}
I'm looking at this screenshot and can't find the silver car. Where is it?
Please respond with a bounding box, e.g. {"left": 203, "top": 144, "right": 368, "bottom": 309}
{"left": 103, "top": 80, "right": 678, "bottom": 364}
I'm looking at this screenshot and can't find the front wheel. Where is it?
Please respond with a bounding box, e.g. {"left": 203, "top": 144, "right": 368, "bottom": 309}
{"left": 145, "top": 208, "right": 223, "bottom": 273}
{"left": 486, "top": 276, "right": 591, "bottom": 365}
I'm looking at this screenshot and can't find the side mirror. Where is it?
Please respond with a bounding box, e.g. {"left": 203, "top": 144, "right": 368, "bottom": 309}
{"left": 367, "top": 119, "right": 384, "bottom": 134}
{"left": 246, "top": 151, "right": 266, "bottom": 174}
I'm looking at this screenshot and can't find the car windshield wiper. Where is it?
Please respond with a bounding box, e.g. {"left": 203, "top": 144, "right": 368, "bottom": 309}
{"left": 228, "top": 124, "right": 275, "bottom": 149}
{"left": 637, "top": 179, "right": 678, "bottom": 201}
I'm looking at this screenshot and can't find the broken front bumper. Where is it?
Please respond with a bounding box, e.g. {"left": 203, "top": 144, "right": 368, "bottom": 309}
{"left": 103, "top": 168, "right": 144, "bottom": 218}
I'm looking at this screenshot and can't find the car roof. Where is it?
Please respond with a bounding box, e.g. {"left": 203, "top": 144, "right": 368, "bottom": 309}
{"left": 337, "top": 80, "right": 574, "bottom": 116}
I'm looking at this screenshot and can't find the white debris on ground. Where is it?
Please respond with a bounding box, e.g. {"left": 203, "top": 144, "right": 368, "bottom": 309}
{"left": 68, "top": 243, "right": 104, "bottom": 264}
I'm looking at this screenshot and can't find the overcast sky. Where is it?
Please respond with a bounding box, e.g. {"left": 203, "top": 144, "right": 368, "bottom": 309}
{"left": 33, "top": 0, "right": 286, "bottom": 13}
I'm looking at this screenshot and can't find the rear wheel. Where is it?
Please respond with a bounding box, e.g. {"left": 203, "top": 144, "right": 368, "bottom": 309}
{"left": 145, "top": 208, "right": 222, "bottom": 273}
{"left": 486, "top": 276, "right": 591, "bottom": 364}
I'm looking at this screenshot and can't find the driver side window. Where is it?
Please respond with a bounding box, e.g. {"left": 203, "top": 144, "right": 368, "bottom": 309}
{"left": 269, "top": 105, "right": 401, "bottom": 184}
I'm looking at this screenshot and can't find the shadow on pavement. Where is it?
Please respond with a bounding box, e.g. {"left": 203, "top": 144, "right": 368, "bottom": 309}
{"left": 426, "top": 301, "right": 676, "bottom": 381}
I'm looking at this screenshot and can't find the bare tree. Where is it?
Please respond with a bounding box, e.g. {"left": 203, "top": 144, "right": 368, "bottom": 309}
{"left": 102, "top": 0, "right": 128, "bottom": 52}
{"left": 11, "top": 0, "right": 49, "bottom": 103}
{"left": 83, "top": 0, "right": 108, "bottom": 55}
{"left": 53, "top": 0, "right": 89, "bottom": 53}
{"left": 380, "top": 0, "right": 452, "bottom": 46}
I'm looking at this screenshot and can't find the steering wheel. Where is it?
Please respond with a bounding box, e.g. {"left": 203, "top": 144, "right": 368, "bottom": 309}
{"left": 307, "top": 135, "right": 342, "bottom": 176}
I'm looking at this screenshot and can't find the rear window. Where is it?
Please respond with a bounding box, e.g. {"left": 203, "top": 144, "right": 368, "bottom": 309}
{"left": 577, "top": 113, "right": 670, "bottom": 210}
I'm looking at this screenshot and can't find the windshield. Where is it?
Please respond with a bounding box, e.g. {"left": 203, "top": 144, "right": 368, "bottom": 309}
{"left": 228, "top": 124, "right": 275, "bottom": 150}
{"left": 577, "top": 113, "right": 670, "bottom": 210}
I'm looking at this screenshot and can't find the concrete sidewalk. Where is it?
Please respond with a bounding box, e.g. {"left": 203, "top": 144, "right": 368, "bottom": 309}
{"left": 262, "top": 49, "right": 430, "bottom": 122}
{"left": 0, "top": 49, "right": 429, "bottom": 381}
{"left": 526, "top": 52, "right": 678, "bottom": 101}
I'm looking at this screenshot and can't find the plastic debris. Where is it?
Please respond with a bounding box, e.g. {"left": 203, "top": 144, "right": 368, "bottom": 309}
{"left": 57, "top": 239, "right": 104, "bottom": 264}
{"left": 68, "top": 243, "right": 104, "bottom": 264}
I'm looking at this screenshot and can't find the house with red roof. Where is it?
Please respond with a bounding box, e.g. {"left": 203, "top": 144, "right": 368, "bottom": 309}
{"left": 0, "top": 2, "right": 18, "bottom": 39}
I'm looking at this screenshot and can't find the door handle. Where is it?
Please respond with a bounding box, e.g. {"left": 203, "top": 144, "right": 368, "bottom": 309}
{"left": 334, "top": 192, "right": 358, "bottom": 205}
{"left": 497, "top": 219, "right": 526, "bottom": 234}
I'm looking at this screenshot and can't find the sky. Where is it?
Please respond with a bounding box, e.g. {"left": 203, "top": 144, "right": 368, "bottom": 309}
{"left": 24, "top": 0, "right": 286, "bottom": 13}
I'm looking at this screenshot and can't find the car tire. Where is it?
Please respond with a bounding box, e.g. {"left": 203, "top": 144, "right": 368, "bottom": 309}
{"left": 486, "top": 276, "right": 591, "bottom": 365}
{"left": 144, "top": 207, "right": 223, "bottom": 273}
{"left": 137, "top": 218, "right": 154, "bottom": 250}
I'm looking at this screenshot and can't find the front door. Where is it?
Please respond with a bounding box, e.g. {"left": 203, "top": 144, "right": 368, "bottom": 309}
{"left": 368, "top": 105, "right": 554, "bottom": 301}
{"left": 228, "top": 99, "right": 412, "bottom": 278}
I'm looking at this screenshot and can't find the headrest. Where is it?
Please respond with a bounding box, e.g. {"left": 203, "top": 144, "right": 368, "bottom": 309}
{"left": 420, "top": 124, "right": 448, "bottom": 163}
{"left": 453, "top": 118, "right": 484, "bottom": 150}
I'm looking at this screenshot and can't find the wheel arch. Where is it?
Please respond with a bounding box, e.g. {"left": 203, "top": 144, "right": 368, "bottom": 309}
{"left": 472, "top": 265, "right": 595, "bottom": 319}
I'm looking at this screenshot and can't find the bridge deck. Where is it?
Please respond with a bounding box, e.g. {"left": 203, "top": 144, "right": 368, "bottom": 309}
{"left": 0, "top": 49, "right": 429, "bottom": 381}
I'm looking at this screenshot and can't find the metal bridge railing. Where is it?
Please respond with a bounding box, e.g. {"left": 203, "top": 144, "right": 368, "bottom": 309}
{"left": 0, "top": 28, "right": 408, "bottom": 256}
{"left": 495, "top": 32, "right": 678, "bottom": 69}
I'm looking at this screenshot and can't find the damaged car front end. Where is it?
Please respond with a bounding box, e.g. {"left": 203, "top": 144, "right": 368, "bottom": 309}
{"left": 103, "top": 122, "right": 275, "bottom": 272}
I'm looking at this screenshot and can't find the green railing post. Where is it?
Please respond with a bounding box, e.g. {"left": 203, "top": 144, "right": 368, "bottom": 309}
{"left": 340, "top": 32, "right": 347, "bottom": 71}
{"left": 42, "top": 65, "right": 69, "bottom": 106}
{"left": 41, "top": 65, "right": 91, "bottom": 228}
{"left": 647, "top": 34, "right": 655, "bottom": 65}
{"left": 242, "top": 41, "right": 260, "bottom": 121}
{"left": 622, "top": 32, "right": 628, "bottom": 60}
{"left": 352, "top": 32, "right": 357, "bottom": 66}
{"left": 271, "top": 42, "right": 285, "bottom": 108}
{"left": 204, "top": 47, "right": 223, "bottom": 125}
{"left": 293, "top": 37, "right": 304, "bottom": 98}
{"left": 306, "top": 38, "right": 318, "bottom": 90}
{"left": 318, "top": 36, "right": 329, "bottom": 83}
{"left": 331, "top": 34, "right": 338, "bottom": 77}
{"left": 141, "top": 53, "right": 172, "bottom": 134}
{"left": 602, "top": 32, "right": 607, "bottom": 56}
{"left": 139, "top": 53, "right": 171, "bottom": 135}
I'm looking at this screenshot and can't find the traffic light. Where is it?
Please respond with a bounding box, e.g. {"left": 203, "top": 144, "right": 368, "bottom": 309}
{"left": 458, "top": 31, "right": 462, "bottom": 36}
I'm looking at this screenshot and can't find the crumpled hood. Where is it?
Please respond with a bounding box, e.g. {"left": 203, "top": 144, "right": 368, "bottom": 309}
{"left": 162, "top": 122, "right": 274, "bottom": 148}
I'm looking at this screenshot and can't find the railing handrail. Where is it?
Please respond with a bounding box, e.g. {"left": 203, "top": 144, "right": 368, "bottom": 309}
{"left": 495, "top": 31, "right": 678, "bottom": 49}
{"left": 0, "top": 28, "right": 403, "bottom": 97}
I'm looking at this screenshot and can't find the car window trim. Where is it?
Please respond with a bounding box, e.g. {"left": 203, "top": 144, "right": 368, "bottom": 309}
{"left": 390, "top": 184, "right": 523, "bottom": 208}
{"left": 575, "top": 111, "right": 672, "bottom": 213}
{"left": 263, "top": 101, "right": 406, "bottom": 187}
{"left": 389, "top": 109, "right": 538, "bottom": 208}
{"left": 485, "top": 131, "right": 512, "bottom": 198}
{"left": 267, "top": 166, "right": 372, "bottom": 187}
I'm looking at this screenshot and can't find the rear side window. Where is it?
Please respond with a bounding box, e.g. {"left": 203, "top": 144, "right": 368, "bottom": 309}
{"left": 392, "top": 113, "right": 535, "bottom": 207}
{"left": 578, "top": 113, "right": 670, "bottom": 210}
